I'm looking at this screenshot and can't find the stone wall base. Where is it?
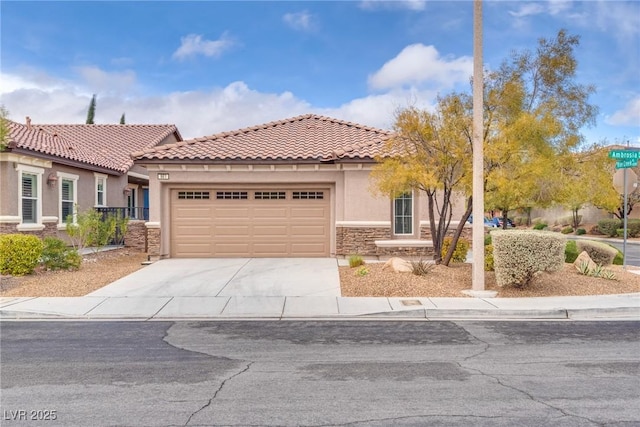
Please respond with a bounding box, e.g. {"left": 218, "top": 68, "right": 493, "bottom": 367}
{"left": 146, "top": 227, "right": 161, "bottom": 258}
{"left": 124, "top": 221, "right": 146, "bottom": 251}
{"left": 0, "top": 223, "right": 58, "bottom": 239}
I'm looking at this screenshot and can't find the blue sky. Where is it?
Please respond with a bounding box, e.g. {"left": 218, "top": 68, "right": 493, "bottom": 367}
{"left": 1, "top": 1, "right": 638, "bottom": 145}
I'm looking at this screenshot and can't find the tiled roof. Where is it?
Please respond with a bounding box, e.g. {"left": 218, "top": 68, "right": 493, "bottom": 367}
{"left": 132, "top": 114, "right": 393, "bottom": 162}
{"left": 6, "top": 121, "right": 181, "bottom": 173}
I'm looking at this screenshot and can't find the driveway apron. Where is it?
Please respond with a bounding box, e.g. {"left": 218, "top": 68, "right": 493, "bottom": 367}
{"left": 88, "top": 258, "right": 341, "bottom": 297}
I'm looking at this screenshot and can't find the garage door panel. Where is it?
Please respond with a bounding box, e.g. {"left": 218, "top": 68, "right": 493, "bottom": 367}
{"left": 290, "top": 225, "right": 326, "bottom": 236}
{"left": 175, "top": 207, "right": 213, "bottom": 219}
{"left": 214, "top": 225, "right": 250, "bottom": 236}
{"left": 171, "top": 188, "right": 330, "bottom": 257}
{"left": 290, "top": 207, "right": 328, "bottom": 219}
{"left": 215, "top": 208, "right": 250, "bottom": 218}
{"left": 252, "top": 225, "right": 288, "bottom": 236}
{"left": 253, "top": 207, "right": 288, "bottom": 218}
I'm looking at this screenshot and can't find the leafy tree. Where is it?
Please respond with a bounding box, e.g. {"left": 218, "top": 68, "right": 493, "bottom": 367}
{"left": 119, "top": 113, "right": 125, "bottom": 124}
{"left": 372, "top": 29, "right": 598, "bottom": 263}
{"left": 371, "top": 95, "right": 473, "bottom": 265}
{"left": 86, "top": 94, "right": 97, "bottom": 124}
{"left": 483, "top": 29, "right": 597, "bottom": 228}
{"left": 558, "top": 144, "right": 619, "bottom": 228}
{"left": 0, "top": 105, "right": 9, "bottom": 151}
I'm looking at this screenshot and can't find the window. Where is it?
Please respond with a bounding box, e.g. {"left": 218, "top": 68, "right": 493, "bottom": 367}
{"left": 293, "top": 191, "right": 324, "bottom": 200}
{"left": 17, "top": 165, "right": 44, "bottom": 227}
{"left": 127, "top": 187, "right": 137, "bottom": 219}
{"left": 216, "top": 191, "right": 248, "bottom": 200}
{"left": 58, "top": 172, "right": 78, "bottom": 224}
{"left": 255, "top": 191, "right": 286, "bottom": 200}
{"left": 94, "top": 174, "right": 108, "bottom": 207}
{"left": 178, "top": 191, "right": 210, "bottom": 200}
{"left": 393, "top": 192, "right": 413, "bottom": 235}
{"left": 21, "top": 174, "right": 38, "bottom": 223}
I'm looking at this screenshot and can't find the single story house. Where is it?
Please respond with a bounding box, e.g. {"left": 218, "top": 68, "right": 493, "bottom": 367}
{"left": 0, "top": 118, "right": 182, "bottom": 246}
{"left": 133, "top": 114, "right": 466, "bottom": 259}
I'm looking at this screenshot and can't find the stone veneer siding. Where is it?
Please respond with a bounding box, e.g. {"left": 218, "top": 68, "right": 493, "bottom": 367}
{"left": 124, "top": 221, "right": 146, "bottom": 251}
{"left": 0, "top": 222, "right": 58, "bottom": 239}
{"left": 336, "top": 226, "right": 434, "bottom": 258}
{"left": 146, "top": 227, "right": 161, "bottom": 258}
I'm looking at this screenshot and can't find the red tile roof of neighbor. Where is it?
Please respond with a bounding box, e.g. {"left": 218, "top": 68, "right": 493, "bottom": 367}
{"left": 132, "top": 114, "right": 393, "bottom": 163}
{"left": 6, "top": 120, "right": 182, "bottom": 173}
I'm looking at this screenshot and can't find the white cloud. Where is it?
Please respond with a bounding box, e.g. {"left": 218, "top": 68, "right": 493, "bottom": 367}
{"left": 0, "top": 68, "right": 445, "bottom": 139}
{"left": 607, "top": 96, "right": 640, "bottom": 127}
{"left": 508, "top": 3, "right": 545, "bottom": 18}
{"left": 172, "top": 33, "right": 235, "bottom": 61}
{"left": 74, "top": 66, "right": 137, "bottom": 96}
{"left": 359, "top": 1, "right": 426, "bottom": 11}
{"left": 368, "top": 44, "right": 472, "bottom": 91}
{"left": 593, "top": 1, "right": 640, "bottom": 40}
{"left": 283, "top": 11, "right": 315, "bottom": 31}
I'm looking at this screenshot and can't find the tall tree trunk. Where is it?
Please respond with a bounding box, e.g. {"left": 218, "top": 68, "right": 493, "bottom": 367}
{"left": 442, "top": 196, "right": 473, "bottom": 266}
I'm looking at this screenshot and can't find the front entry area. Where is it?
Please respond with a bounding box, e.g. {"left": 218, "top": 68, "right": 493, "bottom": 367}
{"left": 170, "top": 187, "right": 331, "bottom": 257}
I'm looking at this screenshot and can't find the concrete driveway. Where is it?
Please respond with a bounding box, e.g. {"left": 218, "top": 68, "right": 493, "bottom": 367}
{"left": 88, "top": 258, "right": 341, "bottom": 297}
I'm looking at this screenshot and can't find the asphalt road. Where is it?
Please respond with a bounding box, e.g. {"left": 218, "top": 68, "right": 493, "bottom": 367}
{"left": 1, "top": 321, "right": 639, "bottom": 427}
{"left": 605, "top": 241, "right": 640, "bottom": 266}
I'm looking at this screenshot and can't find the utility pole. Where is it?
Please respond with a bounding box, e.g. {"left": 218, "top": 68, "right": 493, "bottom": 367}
{"left": 471, "top": 0, "right": 487, "bottom": 293}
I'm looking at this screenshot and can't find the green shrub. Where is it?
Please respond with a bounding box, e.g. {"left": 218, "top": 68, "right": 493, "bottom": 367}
{"left": 0, "top": 234, "right": 44, "bottom": 276}
{"left": 565, "top": 240, "right": 579, "bottom": 263}
{"left": 441, "top": 237, "right": 470, "bottom": 263}
{"left": 41, "top": 237, "right": 81, "bottom": 271}
{"left": 492, "top": 230, "right": 566, "bottom": 287}
{"left": 597, "top": 219, "right": 622, "bottom": 237}
{"left": 66, "top": 209, "right": 117, "bottom": 252}
{"left": 561, "top": 226, "right": 574, "bottom": 234}
{"left": 348, "top": 254, "right": 364, "bottom": 268}
{"left": 532, "top": 217, "right": 544, "bottom": 226}
{"left": 355, "top": 266, "right": 369, "bottom": 276}
{"left": 576, "top": 240, "right": 618, "bottom": 266}
{"left": 613, "top": 249, "right": 623, "bottom": 265}
{"left": 627, "top": 219, "right": 640, "bottom": 238}
{"left": 485, "top": 244, "right": 494, "bottom": 271}
{"left": 411, "top": 259, "right": 435, "bottom": 276}
{"left": 616, "top": 228, "right": 624, "bottom": 238}
{"left": 484, "top": 234, "right": 492, "bottom": 246}
{"left": 533, "top": 223, "right": 548, "bottom": 230}
{"left": 576, "top": 228, "right": 586, "bottom": 235}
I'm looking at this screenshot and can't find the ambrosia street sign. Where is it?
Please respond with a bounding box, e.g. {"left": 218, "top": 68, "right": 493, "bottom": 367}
{"left": 609, "top": 149, "right": 640, "bottom": 169}
{"left": 609, "top": 149, "right": 640, "bottom": 160}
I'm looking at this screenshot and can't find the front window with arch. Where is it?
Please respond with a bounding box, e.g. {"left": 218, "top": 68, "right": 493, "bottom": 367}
{"left": 393, "top": 192, "right": 413, "bottom": 235}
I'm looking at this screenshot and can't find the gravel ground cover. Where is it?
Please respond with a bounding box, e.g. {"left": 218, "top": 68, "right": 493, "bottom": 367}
{"left": 2, "top": 248, "right": 639, "bottom": 298}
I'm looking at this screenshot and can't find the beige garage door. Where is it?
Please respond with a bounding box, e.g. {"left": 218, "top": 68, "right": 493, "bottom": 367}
{"left": 171, "top": 188, "right": 330, "bottom": 257}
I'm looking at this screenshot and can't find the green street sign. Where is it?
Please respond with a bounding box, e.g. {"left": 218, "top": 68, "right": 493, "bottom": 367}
{"left": 609, "top": 149, "right": 640, "bottom": 160}
{"left": 616, "top": 159, "right": 638, "bottom": 169}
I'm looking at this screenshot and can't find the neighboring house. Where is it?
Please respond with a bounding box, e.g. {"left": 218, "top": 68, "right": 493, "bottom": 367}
{"left": 0, "top": 118, "right": 182, "bottom": 244}
{"left": 133, "top": 114, "right": 466, "bottom": 259}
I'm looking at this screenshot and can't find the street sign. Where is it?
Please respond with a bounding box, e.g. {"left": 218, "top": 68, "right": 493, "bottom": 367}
{"left": 609, "top": 149, "right": 640, "bottom": 160}
{"left": 613, "top": 168, "right": 638, "bottom": 194}
{"left": 616, "top": 159, "right": 638, "bottom": 169}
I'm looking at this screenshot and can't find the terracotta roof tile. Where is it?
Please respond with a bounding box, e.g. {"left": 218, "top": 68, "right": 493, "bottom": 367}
{"left": 7, "top": 121, "right": 181, "bottom": 173}
{"left": 132, "top": 114, "right": 393, "bottom": 162}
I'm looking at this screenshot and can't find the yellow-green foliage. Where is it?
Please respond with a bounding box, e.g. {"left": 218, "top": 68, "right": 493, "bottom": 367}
{"left": 492, "top": 230, "right": 566, "bottom": 287}
{"left": 485, "top": 244, "right": 494, "bottom": 271}
{"left": 348, "top": 255, "right": 364, "bottom": 268}
{"left": 0, "top": 234, "right": 44, "bottom": 276}
{"left": 576, "top": 240, "right": 618, "bottom": 266}
{"left": 41, "top": 237, "right": 81, "bottom": 271}
{"left": 441, "top": 237, "right": 470, "bottom": 263}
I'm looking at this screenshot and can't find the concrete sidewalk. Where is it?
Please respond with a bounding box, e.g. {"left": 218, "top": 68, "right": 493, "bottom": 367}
{"left": 1, "top": 293, "right": 638, "bottom": 320}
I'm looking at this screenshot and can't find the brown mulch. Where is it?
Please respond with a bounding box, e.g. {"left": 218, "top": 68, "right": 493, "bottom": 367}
{"left": 2, "top": 248, "right": 640, "bottom": 299}
{"left": 0, "top": 249, "right": 148, "bottom": 297}
{"left": 340, "top": 262, "right": 640, "bottom": 298}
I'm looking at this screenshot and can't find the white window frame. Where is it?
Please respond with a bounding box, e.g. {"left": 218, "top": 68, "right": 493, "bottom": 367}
{"left": 16, "top": 164, "right": 44, "bottom": 230}
{"left": 94, "top": 173, "right": 108, "bottom": 207}
{"left": 57, "top": 171, "right": 79, "bottom": 226}
{"left": 393, "top": 191, "right": 414, "bottom": 236}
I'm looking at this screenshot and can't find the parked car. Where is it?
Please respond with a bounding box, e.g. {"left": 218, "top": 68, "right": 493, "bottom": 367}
{"left": 467, "top": 214, "right": 498, "bottom": 228}
{"left": 496, "top": 217, "right": 516, "bottom": 228}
